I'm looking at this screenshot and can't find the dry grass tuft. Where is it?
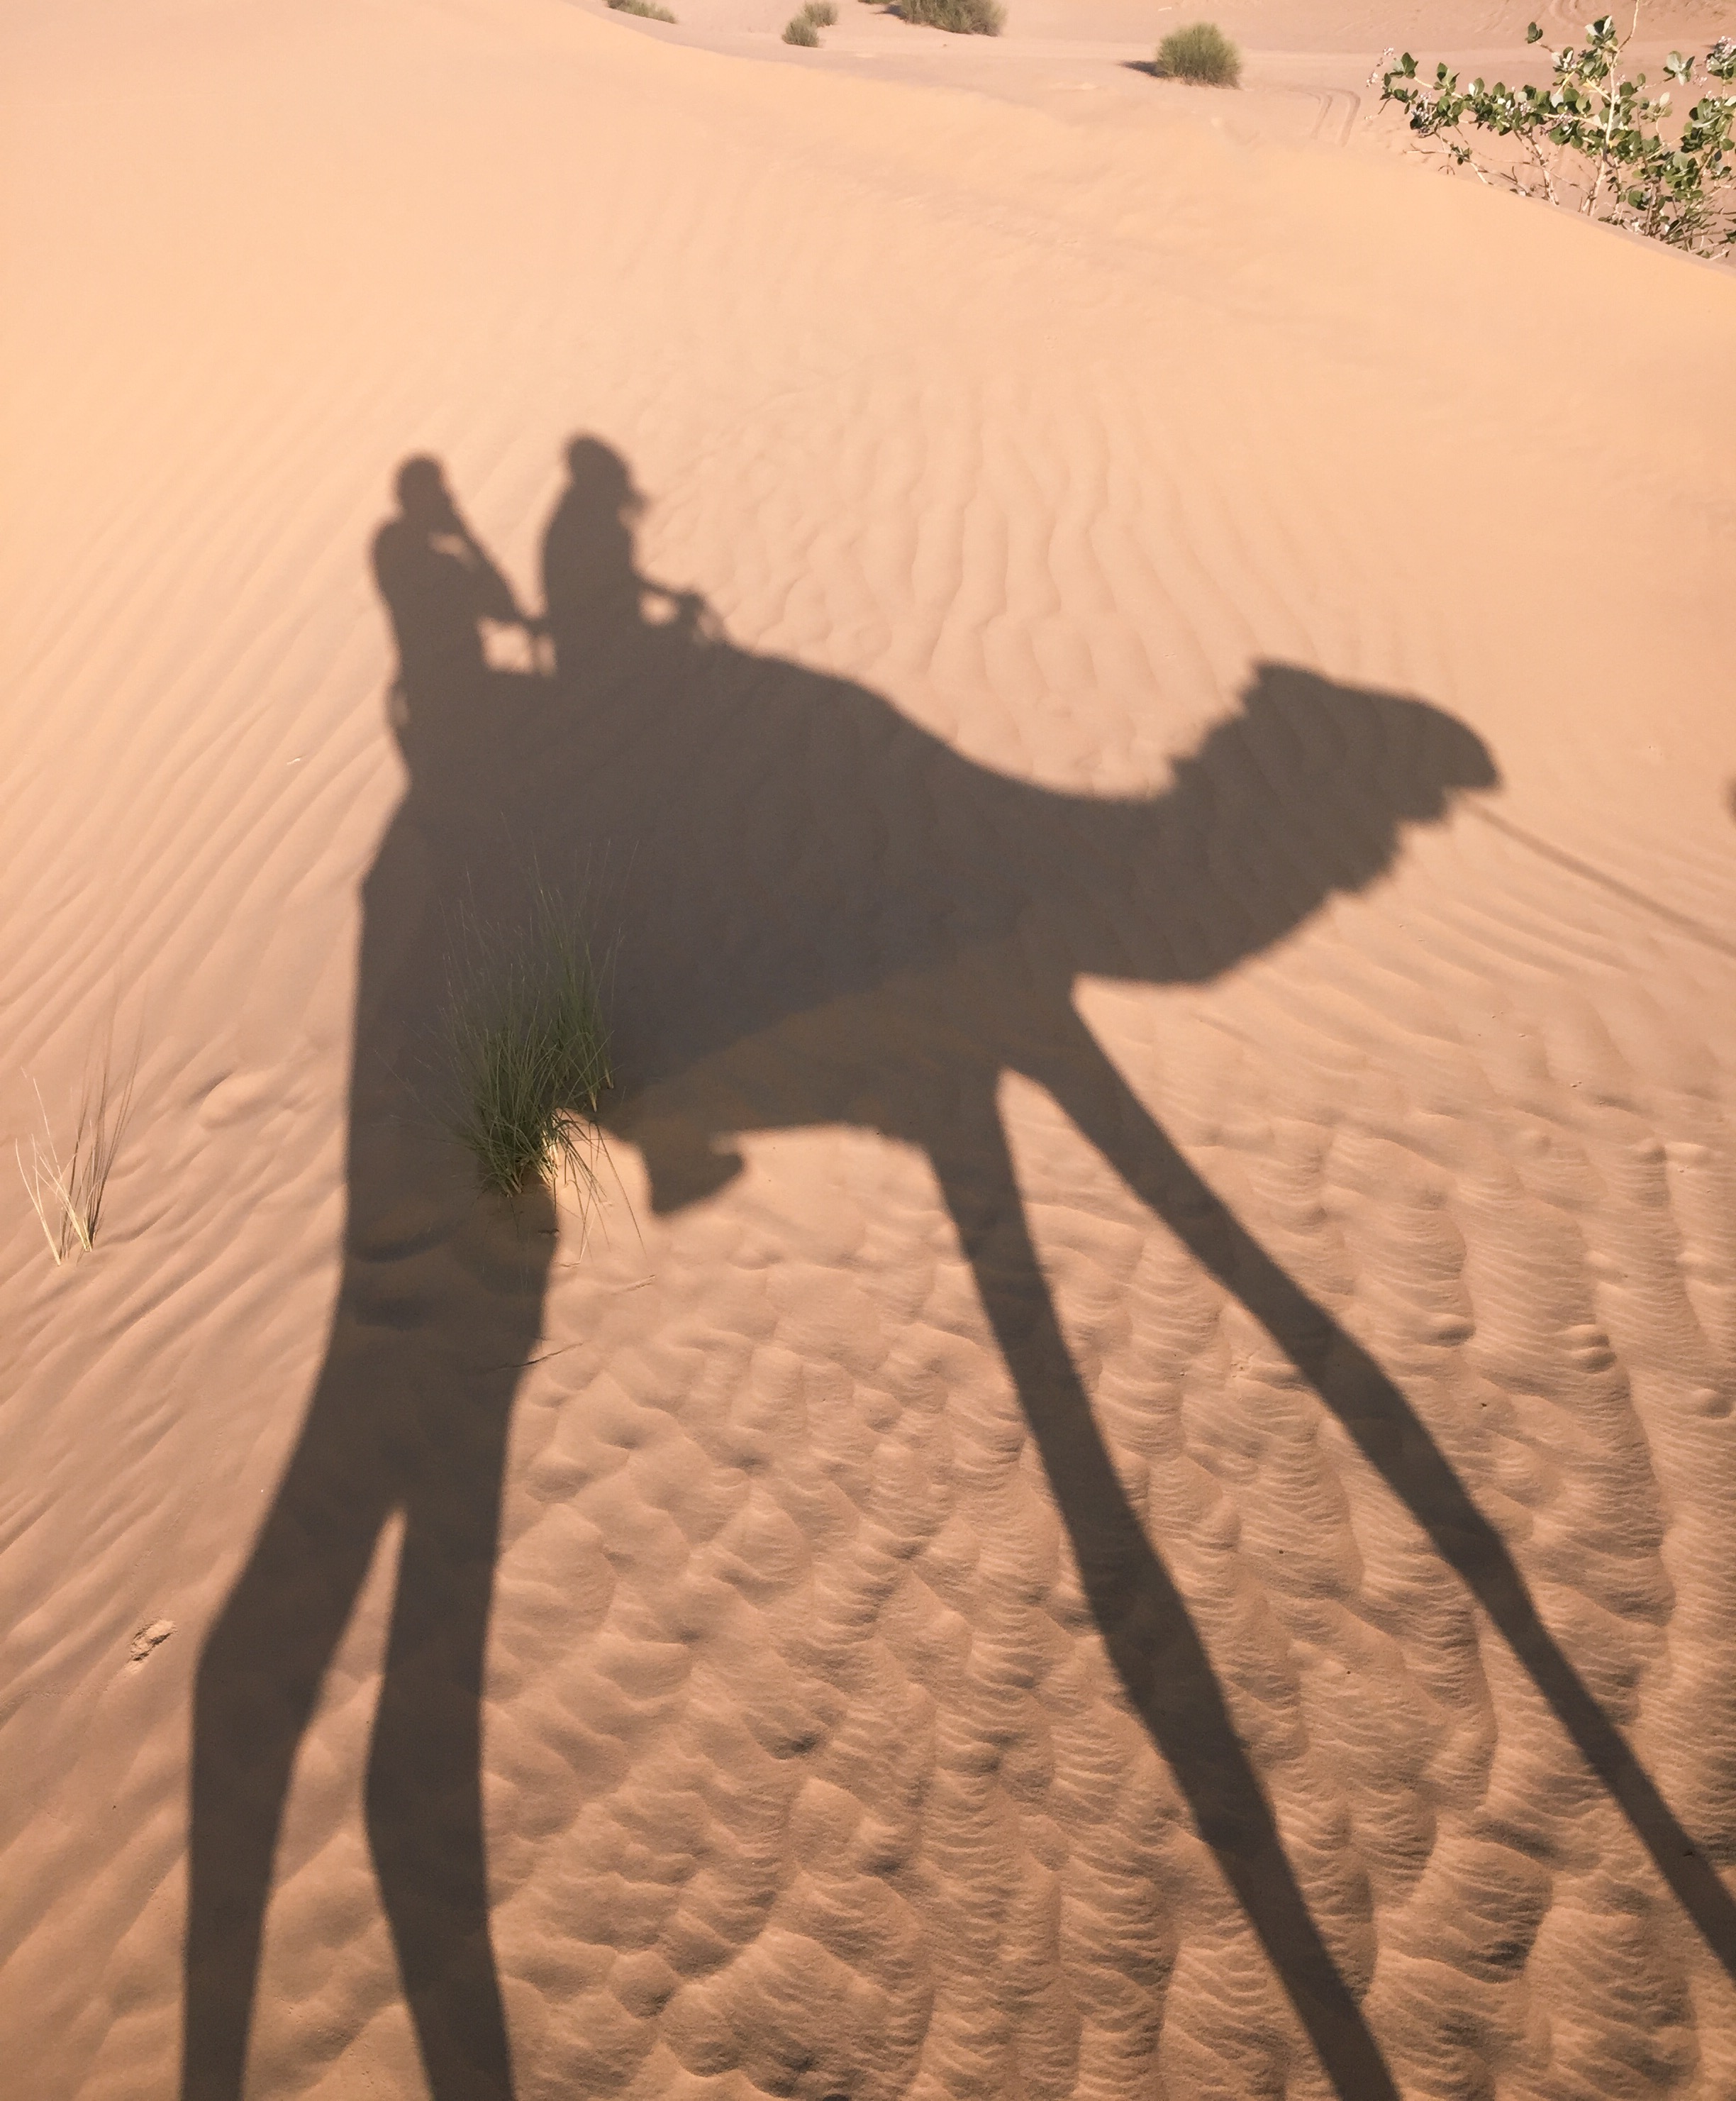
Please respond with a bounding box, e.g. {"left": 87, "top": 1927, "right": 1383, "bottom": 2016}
{"left": 16, "top": 1057, "right": 134, "bottom": 1265}
{"left": 1154, "top": 21, "right": 1241, "bottom": 85}
{"left": 901, "top": 0, "right": 1003, "bottom": 31}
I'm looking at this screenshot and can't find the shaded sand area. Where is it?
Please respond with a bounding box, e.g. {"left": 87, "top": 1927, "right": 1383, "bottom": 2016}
{"left": 4, "top": 0, "right": 1736, "bottom": 2095}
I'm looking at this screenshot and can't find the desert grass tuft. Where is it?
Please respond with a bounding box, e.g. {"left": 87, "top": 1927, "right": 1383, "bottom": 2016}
{"left": 16, "top": 1057, "right": 134, "bottom": 1265}
{"left": 1154, "top": 21, "right": 1240, "bottom": 84}
{"left": 447, "top": 894, "right": 613, "bottom": 1204}
{"left": 609, "top": 0, "right": 678, "bottom": 20}
{"left": 783, "top": 9, "right": 821, "bottom": 41}
{"left": 901, "top": 0, "right": 1003, "bottom": 33}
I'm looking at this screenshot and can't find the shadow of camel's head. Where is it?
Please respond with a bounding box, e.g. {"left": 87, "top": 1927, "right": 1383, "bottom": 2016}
{"left": 1149, "top": 663, "right": 1498, "bottom": 946}
{"left": 1225, "top": 662, "right": 1498, "bottom": 824}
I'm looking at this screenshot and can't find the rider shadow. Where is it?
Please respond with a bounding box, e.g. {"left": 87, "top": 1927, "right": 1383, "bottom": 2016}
{"left": 182, "top": 439, "right": 1736, "bottom": 2101}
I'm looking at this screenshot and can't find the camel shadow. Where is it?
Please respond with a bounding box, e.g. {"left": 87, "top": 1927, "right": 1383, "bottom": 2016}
{"left": 182, "top": 439, "right": 1736, "bottom": 2101}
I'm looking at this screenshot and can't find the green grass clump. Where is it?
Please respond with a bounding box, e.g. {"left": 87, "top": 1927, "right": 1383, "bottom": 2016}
{"left": 448, "top": 897, "right": 612, "bottom": 1202}
{"left": 782, "top": 4, "right": 823, "bottom": 40}
{"left": 1154, "top": 21, "right": 1240, "bottom": 85}
{"left": 803, "top": 0, "right": 838, "bottom": 19}
{"left": 609, "top": 0, "right": 677, "bottom": 21}
{"left": 901, "top": 0, "right": 1003, "bottom": 30}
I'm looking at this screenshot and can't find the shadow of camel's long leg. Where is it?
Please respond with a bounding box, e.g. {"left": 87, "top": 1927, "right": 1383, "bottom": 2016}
{"left": 366, "top": 1424, "right": 516, "bottom": 2100}
{"left": 183, "top": 1329, "right": 526, "bottom": 2101}
{"left": 930, "top": 1095, "right": 1401, "bottom": 2101}
{"left": 181, "top": 1373, "right": 399, "bottom": 2101}
{"left": 1025, "top": 1009, "right": 1736, "bottom": 1978}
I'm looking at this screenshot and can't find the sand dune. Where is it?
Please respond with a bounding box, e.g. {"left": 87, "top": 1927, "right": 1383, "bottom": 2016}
{"left": 3, "top": 0, "right": 1735, "bottom": 2094}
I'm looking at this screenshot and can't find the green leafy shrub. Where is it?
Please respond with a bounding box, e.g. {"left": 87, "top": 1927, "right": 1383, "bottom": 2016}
{"left": 901, "top": 0, "right": 1004, "bottom": 35}
{"left": 447, "top": 895, "right": 612, "bottom": 1201}
{"left": 1154, "top": 23, "right": 1241, "bottom": 86}
{"left": 608, "top": 0, "right": 677, "bottom": 19}
{"left": 1381, "top": 16, "right": 1736, "bottom": 252}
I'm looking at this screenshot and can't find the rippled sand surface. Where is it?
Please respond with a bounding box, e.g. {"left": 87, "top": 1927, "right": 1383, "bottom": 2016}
{"left": 3, "top": 0, "right": 1735, "bottom": 2095}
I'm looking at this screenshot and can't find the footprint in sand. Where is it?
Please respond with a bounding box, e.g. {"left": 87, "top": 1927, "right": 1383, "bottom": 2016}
{"left": 128, "top": 1620, "right": 174, "bottom": 1666}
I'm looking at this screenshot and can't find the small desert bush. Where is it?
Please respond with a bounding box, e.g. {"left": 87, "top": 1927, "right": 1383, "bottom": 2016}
{"left": 448, "top": 897, "right": 612, "bottom": 1202}
{"left": 609, "top": 0, "right": 677, "bottom": 21}
{"left": 1382, "top": 19, "right": 1736, "bottom": 254}
{"left": 901, "top": 0, "right": 1003, "bottom": 33}
{"left": 784, "top": 1, "right": 836, "bottom": 41}
{"left": 1154, "top": 22, "right": 1241, "bottom": 85}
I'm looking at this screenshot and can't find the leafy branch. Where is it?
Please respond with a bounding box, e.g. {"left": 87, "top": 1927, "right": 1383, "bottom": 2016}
{"left": 1381, "top": 9, "right": 1736, "bottom": 254}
